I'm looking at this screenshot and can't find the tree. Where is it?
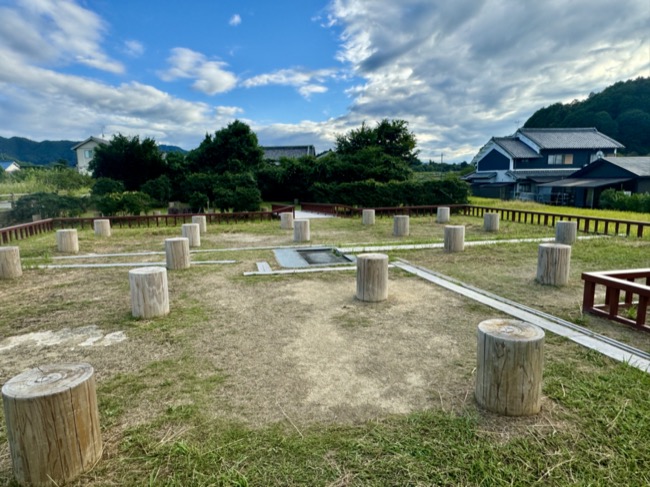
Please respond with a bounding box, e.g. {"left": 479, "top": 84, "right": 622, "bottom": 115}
{"left": 90, "top": 134, "right": 166, "bottom": 190}
{"left": 336, "top": 119, "right": 419, "bottom": 164}
{"left": 187, "top": 120, "right": 264, "bottom": 174}
{"left": 92, "top": 178, "right": 125, "bottom": 196}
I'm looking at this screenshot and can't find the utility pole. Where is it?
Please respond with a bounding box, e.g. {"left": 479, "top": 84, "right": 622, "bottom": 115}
{"left": 440, "top": 153, "right": 443, "bottom": 164}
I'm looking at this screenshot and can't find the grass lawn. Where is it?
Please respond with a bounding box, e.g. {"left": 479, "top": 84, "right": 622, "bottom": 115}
{"left": 1, "top": 213, "right": 650, "bottom": 486}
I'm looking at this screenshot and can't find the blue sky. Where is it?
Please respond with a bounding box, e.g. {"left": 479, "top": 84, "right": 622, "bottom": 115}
{"left": 0, "top": 0, "right": 648, "bottom": 162}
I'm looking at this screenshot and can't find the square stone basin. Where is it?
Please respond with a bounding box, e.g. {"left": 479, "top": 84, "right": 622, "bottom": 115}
{"left": 273, "top": 247, "right": 355, "bottom": 268}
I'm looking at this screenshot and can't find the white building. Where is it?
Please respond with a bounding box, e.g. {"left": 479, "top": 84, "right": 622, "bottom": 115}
{"left": 71, "top": 136, "right": 108, "bottom": 175}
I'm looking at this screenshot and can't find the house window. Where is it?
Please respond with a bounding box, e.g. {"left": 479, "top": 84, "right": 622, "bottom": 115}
{"left": 548, "top": 154, "right": 573, "bottom": 165}
{"left": 84, "top": 149, "right": 94, "bottom": 159}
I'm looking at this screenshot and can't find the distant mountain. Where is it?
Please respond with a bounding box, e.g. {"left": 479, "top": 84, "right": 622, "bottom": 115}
{"left": 524, "top": 77, "right": 650, "bottom": 155}
{"left": 0, "top": 136, "right": 187, "bottom": 166}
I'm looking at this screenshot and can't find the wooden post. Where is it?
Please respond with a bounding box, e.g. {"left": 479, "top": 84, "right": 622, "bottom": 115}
{"left": 536, "top": 243, "right": 571, "bottom": 286}
{"left": 476, "top": 319, "right": 545, "bottom": 416}
{"left": 362, "top": 209, "right": 376, "bottom": 225}
{"left": 356, "top": 253, "right": 388, "bottom": 302}
{"left": 129, "top": 267, "right": 170, "bottom": 318}
{"left": 444, "top": 225, "right": 465, "bottom": 252}
{"left": 0, "top": 246, "right": 22, "bottom": 279}
{"left": 93, "top": 219, "right": 111, "bottom": 237}
{"left": 2, "top": 363, "right": 102, "bottom": 487}
{"left": 192, "top": 215, "right": 207, "bottom": 234}
{"left": 484, "top": 213, "right": 500, "bottom": 232}
{"left": 436, "top": 207, "right": 450, "bottom": 223}
{"left": 280, "top": 212, "right": 294, "bottom": 230}
{"left": 294, "top": 219, "right": 310, "bottom": 242}
{"left": 181, "top": 223, "right": 201, "bottom": 247}
{"left": 165, "top": 237, "right": 190, "bottom": 270}
{"left": 393, "top": 215, "right": 409, "bottom": 236}
{"left": 56, "top": 229, "right": 79, "bottom": 253}
{"left": 556, "top": 221, "right": 577, "bottom": 245}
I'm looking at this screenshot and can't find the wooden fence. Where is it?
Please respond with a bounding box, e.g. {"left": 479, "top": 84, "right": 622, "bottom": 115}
{"left": 582, "top": 269, "right": 650, "bottom": 331}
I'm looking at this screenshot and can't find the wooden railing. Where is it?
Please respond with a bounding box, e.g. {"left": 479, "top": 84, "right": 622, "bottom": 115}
{"left": 582, "top": 269, "right": 650, "bottom": 332}
{"left": 462, "top": 206, "right": 650, "bottom": 238}
{"left": 0, "top": 206, "right": 296, "bottom": 244}
{"left": 300, "top": 202, "right": 468, "bottom": 217}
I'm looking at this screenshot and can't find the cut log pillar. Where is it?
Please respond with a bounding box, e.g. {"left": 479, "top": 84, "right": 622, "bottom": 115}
{"left": 2, "top": 363, "right": 102, "bottom": 487}
{"left": 31, "top": 214, "right": 41, "bottom": 222}
{"left": 294, "top": 219, "right": 310, "bottom": 242}
{"left": 93, "top": 219, "right": 111, "bottom": 237}
{"left": 393, "top": 215, "right": 409, "bottom": 236}
{"left": 536, "top": 243, "right": 571, "bottom": 286}
{"left": 476, "top": 319, "right": 545, "bottom": 416}
{"left": 484, "top": 213, "right": 500, "bottom": 232}
{"left": 356, "top": 253, "right": 388, "bottom": 302}
{"left": 192, "top": 215, "right": 207, "bottom": 234}
{"left": 181, "top": 223, "right": 201, "bottom": 247}
{"left": 0, "top": 246, "right": 23, "bottom": 279}
{"left": 280, "top": 212, "right": 294, "bottom": 230}
{"left": 436, "top": 207, "right": 450, "bottom": 223}
{"left": 444, "top": 225, "right": 465, "bottom": 252}
{"left": 555, "top": 221, "right": 577, "bottom": 245}
{"left": 362, "top": 209, "right": 376, "bottom": 225}
{"left": 56, "top": 229, "right": 79, "bottom": 253}
{"left": 129, "top": 266, "right": 170, "bottom": 318}
{"left": 165, "top": 237, "right": 190, "bottom": 270}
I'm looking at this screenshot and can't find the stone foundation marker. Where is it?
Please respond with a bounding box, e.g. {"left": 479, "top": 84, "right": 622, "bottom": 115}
{"left": 2, "top": 363, "right": 102, "bottom": 487}
{"left": 280, "top": 212, "right": 294, "bottom": 230}
{"left": 393, "top": 215, "right": 409, "bottom": 236}
{"left": 356, "top": 253, "right": 388, "bottom": 302}
{"left": 181, "top": 223, "right": 201, "bottom": 247}
{"left": 93, "top": 219, "right": 111, "bottom": 237}
{"left": 165, "top": 237, "right": 190, "bottom": 270}
{"left": 0, "top": 246, "right": 22, "bottom": 279}
{"left": 555, "top": 220, "right": 577, "bottom": 245}
{"left": 362, "top": 209, "right": 376, "bottom": 225}
{"left": 436, "top": 206, "right": 450, "bottom": 223}
{"left": 56, "top": 229, "right": 79, "bottom": 253}
{"left": 476, "top": 319, "right": 544, "bottom": 416}
{"left": 294, "top": 219, "right": 310, "bottom": 242}
{"left": 536, "top": 243, "right": 571, "bottom": 286}
{"left": 129, "top": 266, "right": 170, "bottom": 318}
{"left": 483, "top": 213, "right": 500, "bottom": 232}
{"left": 192, "top": 215, "right": 207, "bottom": 234}
{"left": 444, "top": 225, "right": 465, "bottom": 252}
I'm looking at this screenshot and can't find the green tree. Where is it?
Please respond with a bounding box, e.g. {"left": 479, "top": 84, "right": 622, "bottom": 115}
{"left": 187, "top": 120, "right": 264, "bottom": 174}
{"left": 92, "top": 178, "right": 125, "bottom": 196}
{"left": 141, "top": 175, "right": 172, "bottom": 205}
{"left": 90, "top": 134, "right": 166, "bottom": 190}
{"left": 336, "top": 119, "right": 419, "bottom": 164}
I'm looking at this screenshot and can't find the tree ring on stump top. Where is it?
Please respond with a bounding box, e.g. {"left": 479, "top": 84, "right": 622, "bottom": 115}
{"left": 358, "top": 253, "right": 388, "bottom": 261}
{"left": 129, "top": 266, "right": 166, "bottom": 276}
{"left": 2, "top": 363, "right": 94, "bottom": 399}
{"left": 478, "top": 319, "right": 545, "bottom": 341}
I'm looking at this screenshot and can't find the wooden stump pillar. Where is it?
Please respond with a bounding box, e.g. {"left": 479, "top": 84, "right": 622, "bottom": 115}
{"left": 444, "top": 225, "right": 465, "bottom": 252}
{"left": 393, "top": 215, "right": 409, "bottom": 236}
{"left": 294, "top": 219, "right": 310, "bottom": 242}
{"left": 484, "top": 213, "right": 500, "bottom": 232}
{"left": 93, "top": 219, "right": 111, "bottom": 237}
{"left": 0, "top": 246, "right": 22, "bottom": 279}
{"left": 129, "top": 267, "right": 170, "bottom": 318}
{"left": 165, "top": 237, "right": 190, "bottom": 270}
{"left": 536, "top": 243, "right": 571, "bottom": 286}
{"left": 280, "top": 212, "right": 294, "bottom": 230}
{"left": 2, "top": 363, "right": 102, "bottom": 486}
{"left": 56, "top": 229, "right": 79, "bottom": 253}
{"left": 362, "top": 209, "right": 376, "bottom": 225}
{"left": 436, "top": 207, "right": 450, "bottom": 223}
{"left": 476, "top": 319, "right": 544, "bottom": 416}
{"left": 192, "top": 215, "right": 207, "bottom": 234}
{"left": 555, "top": 221, "right": 577, "bottom": 245}
{"left": 356, "top": 253, "right": 388, "bottom": 302}
{"left": 181, "top": 223, "right": 201, "bottom": 248}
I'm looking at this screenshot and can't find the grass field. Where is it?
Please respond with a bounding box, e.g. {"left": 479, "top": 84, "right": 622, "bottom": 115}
{"left": 1, "top": 213, "right": 650, "bottom": 486}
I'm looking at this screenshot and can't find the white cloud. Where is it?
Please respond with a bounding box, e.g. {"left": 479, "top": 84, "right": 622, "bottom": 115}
{"left": 124, "top": 40, "right": 145, "bottom": 58}
{"left": 159, "top": 47, "right": 237, "bottom": 95}
{"left": 229, "top": 14, "right": 242, "bottom": 26}
{"left": 242, "top": 68, "right": 337, "bottom": 99}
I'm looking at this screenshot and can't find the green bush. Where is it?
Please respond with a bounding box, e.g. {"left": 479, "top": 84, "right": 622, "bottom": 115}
{"left": 600, "top": 189, "right": 650, "bottom": 213}
{"left": 10, "top": 192, "right": 89, "bottom": 223}
{"left": 94, "top": 191, "right": 154, "bottom": 216}
{"left": 92, "top": 178, "right": 125, "bottom": 196}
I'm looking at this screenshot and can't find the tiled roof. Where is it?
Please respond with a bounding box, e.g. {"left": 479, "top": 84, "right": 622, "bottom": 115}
{"left": 463, "top": 171, "right": 496, "bottom": 180}
{"left": 262, "top": 145, "right": 316, "bottom": 161}
{"left": 71, "top": 136, "right": 108, "bottom": 151}
{"left": 518, "top": 128, "right": 624, "bottom": 150}
{"left": 600, "top": 157, "right": 650, "bottom": 177}
{"left": 493, "top": 138, "right": 540, "bottom": 159}
{"left": 508, "top": 168, "right": 577, "bottom": 181}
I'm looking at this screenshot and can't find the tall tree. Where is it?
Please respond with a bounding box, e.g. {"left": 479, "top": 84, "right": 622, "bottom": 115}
{"left": 335, "top": 119, "right": 419, "bottom": 164}
{"left": 90, "top": 134, "right": 166, "bottom": 190}
{"left": 187, "top": 120, "right": 264, "bottom": 174}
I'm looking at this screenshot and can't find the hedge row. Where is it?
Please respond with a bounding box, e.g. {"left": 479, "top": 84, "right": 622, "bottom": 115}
{"left": 600, "top": 189, "right": 650, "bottom": 213}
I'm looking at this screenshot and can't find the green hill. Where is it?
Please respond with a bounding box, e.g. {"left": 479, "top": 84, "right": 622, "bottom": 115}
{"left": 524, "top": 77, "right": 650, "bottom": 155}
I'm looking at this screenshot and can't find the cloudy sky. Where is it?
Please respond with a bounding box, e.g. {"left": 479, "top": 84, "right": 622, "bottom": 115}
{"left": 0, "top": 0, "right": 648, "bottom": 163}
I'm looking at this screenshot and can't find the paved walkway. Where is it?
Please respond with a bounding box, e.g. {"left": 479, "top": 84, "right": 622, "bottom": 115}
{"left": 293, "top": 210, "right": 334, "bottom": 219}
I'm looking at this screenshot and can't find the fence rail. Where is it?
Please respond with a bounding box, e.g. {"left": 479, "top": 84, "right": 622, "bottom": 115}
{"left": 582, "top": 269, "right": 650, "bottom": 331}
